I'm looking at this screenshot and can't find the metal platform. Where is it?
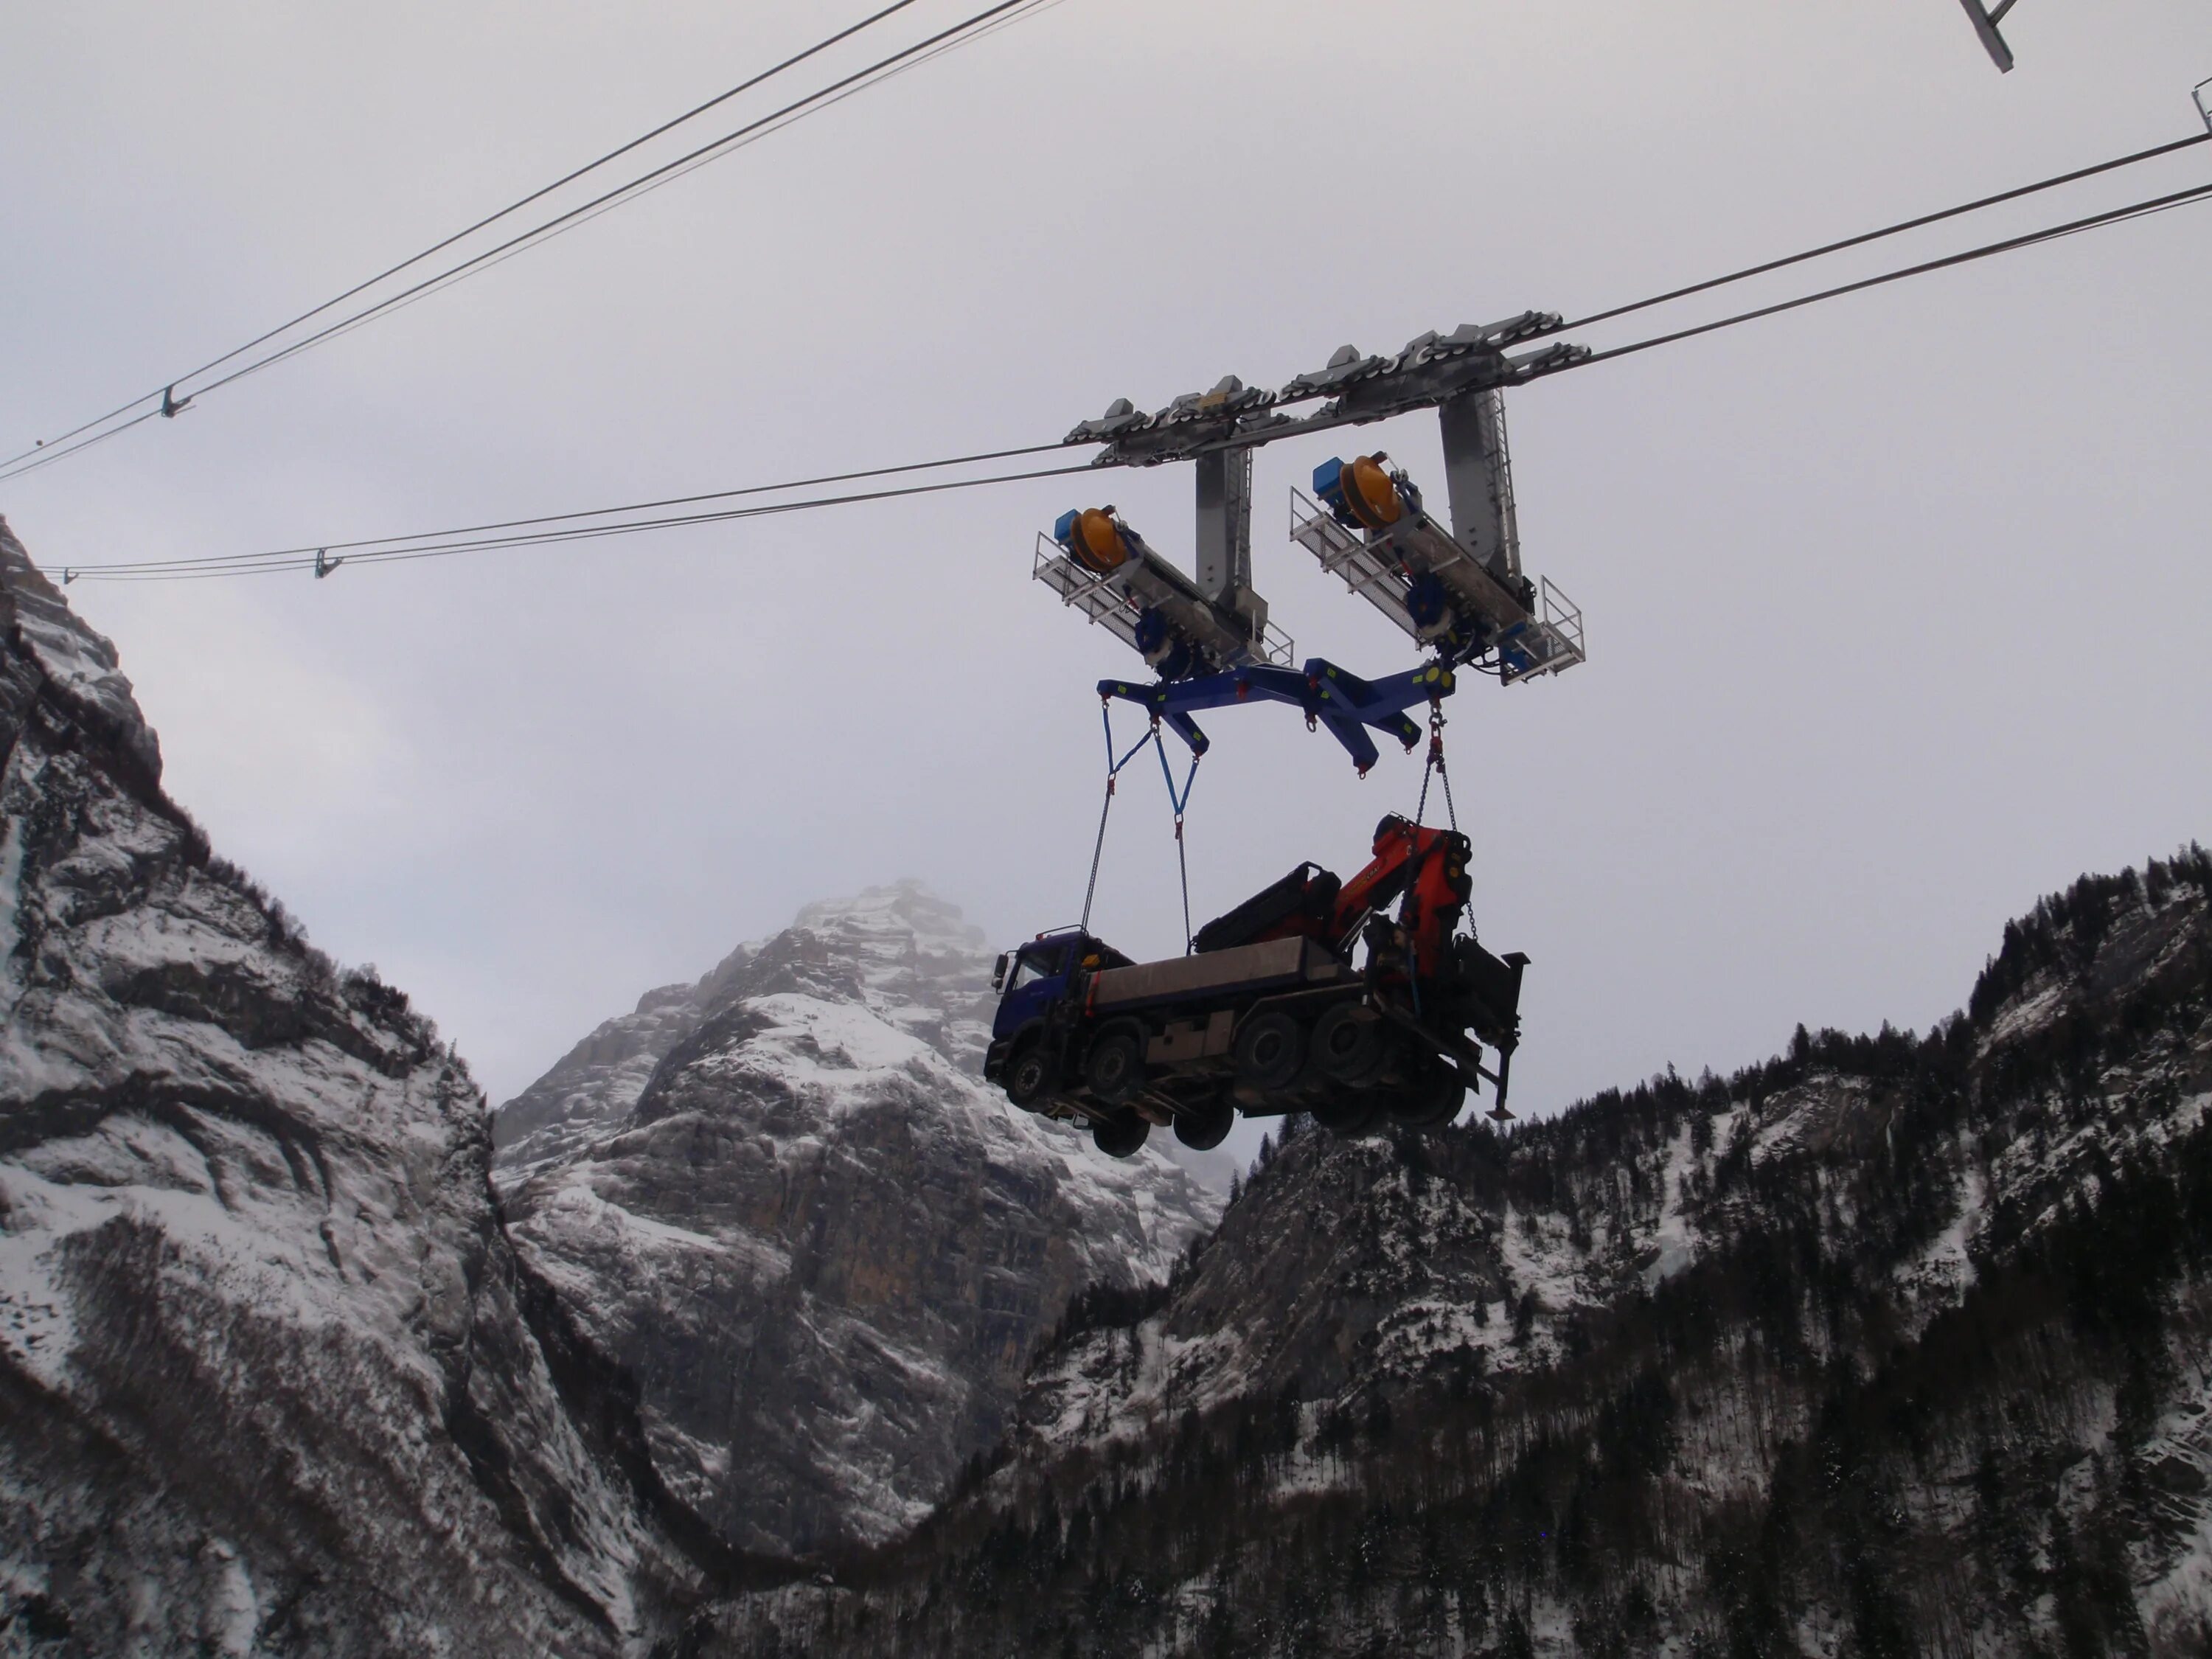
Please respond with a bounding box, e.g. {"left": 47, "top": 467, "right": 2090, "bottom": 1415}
{"left": 1288, "top": 490, "right": 1585, "bottom": 683}
{"left": 1034, "top": 533, "right": 1295, "bottom": 669}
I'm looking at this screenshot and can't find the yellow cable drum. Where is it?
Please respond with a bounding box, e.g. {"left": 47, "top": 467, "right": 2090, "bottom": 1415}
{"left": 1066, "top": 507, "right": 1131, "bottom": 574}
{"left": 1341, "top": 455, "right": 1404, "bottom": 531}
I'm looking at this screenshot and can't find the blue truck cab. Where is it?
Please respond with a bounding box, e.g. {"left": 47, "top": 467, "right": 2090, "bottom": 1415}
{"left": 986, "top": 930, "right": 1124, "bottom": 1051}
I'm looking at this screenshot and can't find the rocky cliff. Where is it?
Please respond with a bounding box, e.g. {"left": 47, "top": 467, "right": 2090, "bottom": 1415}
{"left": 491, "top": 883, "right": 1222, "bottom": 1557}
{"left": 0, "top": 523, "right": 722, "bottom": 1654}
{"left": 0, "top": 513, "right": 1220, "bottom": 1656}
{"left": 715, "top": 849, "right": 2212, "bottom": 1656}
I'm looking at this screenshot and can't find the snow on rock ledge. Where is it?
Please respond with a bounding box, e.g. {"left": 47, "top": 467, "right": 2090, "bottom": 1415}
{"left": 495, "top": 881, "right": 1222, "bottom": 1555}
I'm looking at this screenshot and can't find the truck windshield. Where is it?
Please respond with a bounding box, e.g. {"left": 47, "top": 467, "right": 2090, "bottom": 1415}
{"left": 1009, "top": 947, "right": 1065, "bottom": 990}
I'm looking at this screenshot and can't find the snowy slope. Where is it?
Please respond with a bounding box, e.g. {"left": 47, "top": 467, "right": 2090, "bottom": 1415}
{"left": 0, "top": 522, "right": 700, "bottom": 1654}
{"left": 493, "top": 883, "right": 1222, "bottom": 1554}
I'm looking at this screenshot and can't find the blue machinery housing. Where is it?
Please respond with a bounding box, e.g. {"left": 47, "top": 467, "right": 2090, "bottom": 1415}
{"left": 1099, "top": 658, "right": 1457, "bottom": 776}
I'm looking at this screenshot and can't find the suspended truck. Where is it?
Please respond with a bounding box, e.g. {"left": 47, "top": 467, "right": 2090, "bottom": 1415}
{"left": 983, "top": 815, "right": 1528, "bottom": 1158}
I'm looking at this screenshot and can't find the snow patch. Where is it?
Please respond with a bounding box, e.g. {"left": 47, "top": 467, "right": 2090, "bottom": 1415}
{"left": 1644, "top": 1121, "right": 1702, "bottom": 1290}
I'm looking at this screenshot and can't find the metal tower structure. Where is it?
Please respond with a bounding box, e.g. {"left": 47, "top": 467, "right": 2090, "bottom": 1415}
{"left": 1031, "top": 318, "right": 1590, "bottom": 771}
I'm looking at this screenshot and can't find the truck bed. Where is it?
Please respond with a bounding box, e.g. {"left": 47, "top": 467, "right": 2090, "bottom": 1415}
{"left": 1091, "top": 936, "right": 1345, "bottom": 1012}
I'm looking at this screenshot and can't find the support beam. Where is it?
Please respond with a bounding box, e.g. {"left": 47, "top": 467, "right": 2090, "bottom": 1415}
{"left": 1956, "top": 0, "right": 2017, "bottom": 72}
{"left": 1437, "top": 391, "right": 1521, "bottom": 582}
{"left": 1192, "top": 448, "right": 1253, "bottom": 603}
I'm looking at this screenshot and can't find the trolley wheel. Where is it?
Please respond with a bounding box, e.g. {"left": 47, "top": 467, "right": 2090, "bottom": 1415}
{"left": 1084, "top": 1029, "right": 1146, "bottom": 1105}
{"left": 1234, "top": 1012, "right": 1306, "bottom": 1093}
{"left": 1173, "top": 1097, "right": 1235, "bottom": 1152}
{"left": 1004, "top": 1042, "right": 1056, "bottom": 1110}
{"left": 1312, "top": 1003, "right": 1385, "bottom": 1085}
{"left": 1092, "top": 1109, "right": 1151, "bottom": 1159}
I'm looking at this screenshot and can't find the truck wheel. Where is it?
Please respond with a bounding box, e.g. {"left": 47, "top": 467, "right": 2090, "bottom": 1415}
{"left": 1004, "top": 1042, "right": 1055, "bottom": 1110}
{"left": 1312, "top": 1004, "right": 1385, "bottom": 1085}
{"left": 1092, "top": 1109, "right": 1150, "bottom": 1158}
{"left": 1234, "top": 1012, "right": 1305, "bottom": 1093}
{"left": 1174, "top": 1098, "right": 1234, "bottom": 1152}
{"left": 1085, "top": 1029, "right": 1146, "bottom": 1105}
{"left": 1391, "top": 1058, "right": 1467, "bottom": 1128}
{"left": 1312, "top": 1093, "right": 1380, "bottom": 1138}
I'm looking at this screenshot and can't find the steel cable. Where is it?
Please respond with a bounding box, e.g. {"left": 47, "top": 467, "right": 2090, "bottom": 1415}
{"left": 0, "top": 0, "right": 1051, "bottom": 484}
{"left": 1549, "top": 131, "right": 2212, "bottom": 335}
{"left": 52, "top": 459, "right": 1106, "bottom": 583}
{"left": 1561, "top": 177, "right": 2212, "bottom": 372}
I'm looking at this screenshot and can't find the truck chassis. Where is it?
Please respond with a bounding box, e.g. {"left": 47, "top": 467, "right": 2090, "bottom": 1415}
{"left": 984, "top": 819, "right": 1526, "bottom": 1158}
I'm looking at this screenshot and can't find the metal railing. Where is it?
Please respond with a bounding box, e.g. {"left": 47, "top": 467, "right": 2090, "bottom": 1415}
{"left": 1032, "top": 534, "right": 1294, "bottom": 668}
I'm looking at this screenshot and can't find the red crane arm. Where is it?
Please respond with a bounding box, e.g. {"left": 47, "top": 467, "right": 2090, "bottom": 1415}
{"left": 1332, "top": 814, "right": 1472, "bottom": 976}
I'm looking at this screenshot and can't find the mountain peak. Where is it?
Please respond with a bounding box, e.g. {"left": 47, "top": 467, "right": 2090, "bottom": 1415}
{"left": 491, "top": 878, "right": 1220, "bottom": 1554}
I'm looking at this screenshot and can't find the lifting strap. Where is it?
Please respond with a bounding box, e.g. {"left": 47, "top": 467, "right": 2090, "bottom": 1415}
{"left": 1155, "top": 731, "right": 1200, "bottom": 953}
{"left": 1079, "top": 700, "right": 1203, "bottom": 950}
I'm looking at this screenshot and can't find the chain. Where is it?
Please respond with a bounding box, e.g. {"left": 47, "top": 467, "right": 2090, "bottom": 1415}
{"left": 1431, "top": 703, "right": 1458, "bottom": 832}
{"left": 1414, "top": 697, "right": 1455, "bottom": 830}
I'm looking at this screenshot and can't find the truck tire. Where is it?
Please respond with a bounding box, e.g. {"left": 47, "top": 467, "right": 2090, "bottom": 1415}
{"left": 1084, "top": 1028, "right": 1146, "bottom": 1105}
{"left": 1174, "top": 1097, "right": 1234, "bottom": 1152}
{"left": 1312, "top": 1003, "right": 1385, "bottom": 1085}
{"left": 1004, "top": 1041, "right": 1055, "bottom": 1110}
{"left": 1391, "top": 1058, "right": 1467, "bottom": 1128}
{"left": 1092, "top": 1109, "right": 1150, "bottom": 1158}
{"left": 1234, "top": 1012, "right": 1305, "bottom": 1093}
{"left": 1312, "top": 1093, "right": 1380, "bottom": 1138}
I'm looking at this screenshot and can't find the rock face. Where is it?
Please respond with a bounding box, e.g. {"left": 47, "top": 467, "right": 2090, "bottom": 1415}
{"left": 717, "top": 851, "right": 2212, "bottom": 1657}
{"left": 0, "top": 524, "right": 698, "bottom": 1654}
{"left": 492, "top": 884, "right": 1222, "bottom": 1557}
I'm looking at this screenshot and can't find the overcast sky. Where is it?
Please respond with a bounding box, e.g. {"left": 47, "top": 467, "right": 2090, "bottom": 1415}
{"left": 5, "top": 1, "right": 2208, "bottom": 1152}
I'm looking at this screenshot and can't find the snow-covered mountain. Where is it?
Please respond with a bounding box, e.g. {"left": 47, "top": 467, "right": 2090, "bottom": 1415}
{"left": 494, "top": 882, "right": 1003, "bottom": 1176}
{"left": 713, "top": 849, "right": 2212, "bottom": 1656}
{"left": 490, "top": 883, "right": 1222, "bottom": 1556}
{"left": 0, "top": 522, "right": 711, "bottom": 1652}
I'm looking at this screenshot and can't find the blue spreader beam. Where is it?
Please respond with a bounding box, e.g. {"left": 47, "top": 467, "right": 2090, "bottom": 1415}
{"left": 1098, "top": 658, "right": 1459, "bottom": 775}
